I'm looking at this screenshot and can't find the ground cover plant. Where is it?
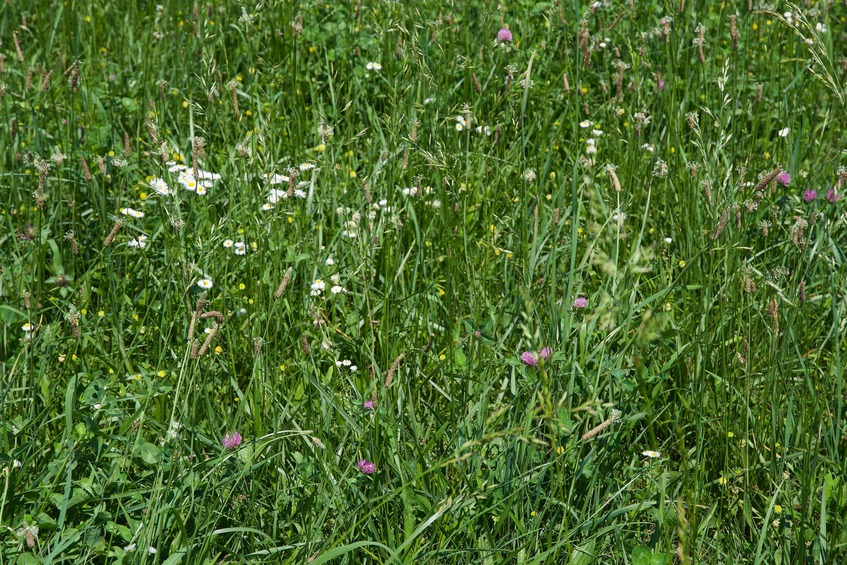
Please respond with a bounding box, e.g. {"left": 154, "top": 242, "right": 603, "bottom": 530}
{"left": 1, "top": 0, "right": 847, "bottom": 562}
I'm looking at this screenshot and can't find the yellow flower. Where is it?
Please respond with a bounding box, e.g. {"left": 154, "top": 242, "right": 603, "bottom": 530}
{"left": 727, "top": 431, "right": 734, "bottom": 438}
{"left": 774, "top": 505, "right": 782, "bottom": 514}
{"left": 678, "top": 260, "right": 686, "bottom": 268}
{"left": 98, "top": 310, "right": 105, "bottom": 317}
{"left": 439, "top": 354, "right": 446, "bottom": 361}
{"left": 556, "top": 445, "right": 565, "bottom": 455}
{"left": 139, "top": 192, "right": 147, "bottom": 200}
{"left": 437, "top": 288, "right": 445, "bottom": 297}
{"left": 314, "top": 143, "right": 326, "bottom": 152}
{"left": 349, "top": 170, "right": 357, "bottom": 178}
{"left": 239, "top": 283, "right": 246, "bottom": 290}
{"left": 279, "top": 364, "right": 286, "bottom": 371}
{"left": 157, "top": 370, "right": 166, "bottom": 377}
{"left": 718, "top": 476, "right": 728, "bottom": 485}
{"left": 752, "top": 23, "right": 758, "bottom": 31}
{"left": 214, "top": 345, "right": 223, "bottom": 354}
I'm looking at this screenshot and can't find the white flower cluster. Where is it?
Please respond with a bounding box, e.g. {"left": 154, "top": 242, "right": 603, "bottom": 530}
{"left": 263, "top": 172, "right": 311, "bottom": 209}
{"left": 120, "top": 207, "right": 144, "bottom": 218}
{"left": 335, "top": 359, "right": 358, "bottom": 371}
{"left": 222, "top": 239, "right": 248, "bottom": 255}
{"left": 127, "top": 235, "right": 148, "bottom": 249}
{"left": 167, "top": 162, "right": 221, "bottom": 196}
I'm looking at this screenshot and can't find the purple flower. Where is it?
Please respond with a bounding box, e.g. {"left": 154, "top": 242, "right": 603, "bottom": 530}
{"left": 826, "top": 188, "right": 841, "bottom": 203}
{"left": 539, "top": 347, "right": 552, "bottom": 360}
{"left": 777, "top": 172, "right": 790, "bottom": 187}
{"left": 497, "top": 28, "right": 513, "bottom": 42}
{"left": 520, "top": 351, "right": 538, "bottom": 366}
{"left": 222, "top": 432, "right": 242, "bottom": 449}
{"left": 573, "top": 296, "right": 588, "bottom": 309}
{"left": 357, "top": 459, "right": 376, "bottom": 475}
{"left": 658, "top": 79, "right": 665, "bottom": 91}
{"left": 803, "top": 189, "right": 817, "bottom": 203}
{"left": 363, "top": 400, "right": 374, "bottom": 410}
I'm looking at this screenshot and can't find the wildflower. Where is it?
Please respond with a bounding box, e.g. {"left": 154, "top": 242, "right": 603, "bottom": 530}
{"left": 573, "top": 296, "right": 588, "bottom": 309}
{"left": 22, "top": 323, "right": 33, "bottom": 333}
{"left": 262, "top": 203, "right": 274, "bottom": 210}
{"left": 357, "top": 459, "right": 376, "bottom": 474}
{"left": 524, "top": 169, "right": 537, "bottom": 183}
{"left": 325, "top": 256, "right": 335, "bottom": 266}
{"left": 804, "top": 189, "right": 817, "bottom": 202}
{"left": 197, "top": 278, "right": 214, "bottom": 290}
{"left": 150, "top": 177, "right": 171, "bottom": 195}
{"left": 778, "top": 127, "right": 790, "bottom": 137}
{"left": 223, "top": 239, "right": 234, "bottom": 248}
{"left": 520, "top": 351, "right": 538, "bottom": 366}
{"left": 497, "top": 27, "right": 513, "bottom": 42}
{"left": 365, "top": 62, "right": 382, "bottom": 71}
{"left": 777, "top": 172, "right": 790, "bottom": 186}
{"left": 825, "top": 188, "right": 841, "bottom": 203}
{"left": 642, "top": 450, "right": 662, "bottom": 458}
{"left": 579, "top": 120, "right": 592, "bottom": 128}
{"left": 331, "top": 285, "right": 344, "bottom": 294}
{"left": 664, "top": 237, "right": 673, "bottom": 244}
{"left": 120, "top": 207, "right": 144, "bottom": 218}
{"left": 127, "top": 235, "right": 148, "bottom": 249}
{"left": 310, "top": 279, "right": 326, "bottom": 296}
{"left": 539, "top": 347, "right": 552, "bottom": 360}
{"left": 222, "top": 431, "right": 243, "bottom": 449}
{"left": 641, "top": 143, "right": 654, "bottom": 153}
{"left": 364, "top": 400, "right": 374, "bottom": 410}
{"left": 299, "top": 162, "right": 315, "bottom": 172}
{"left": 774, "top": 504, "right": 783, "bottom": 514}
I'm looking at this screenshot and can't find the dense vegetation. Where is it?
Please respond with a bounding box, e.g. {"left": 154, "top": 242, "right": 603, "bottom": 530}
{"left": 2, "top": 0, "right": 847, "bottom": 562}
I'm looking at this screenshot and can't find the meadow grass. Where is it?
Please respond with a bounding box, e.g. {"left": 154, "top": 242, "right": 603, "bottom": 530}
{"left": 2, "top": 0, "right": 847, "bottom": 562}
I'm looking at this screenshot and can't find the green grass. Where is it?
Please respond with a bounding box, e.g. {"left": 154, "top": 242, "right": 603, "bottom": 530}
{"left": 2, "top": 0, "right": 847, "bottom": 562}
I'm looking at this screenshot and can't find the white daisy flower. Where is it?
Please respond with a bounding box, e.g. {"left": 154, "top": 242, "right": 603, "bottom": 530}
{"left": 127, "top": 235, "right": 148, "bottom": 249}
{"left": 325, "top": 257, "right": 335, "bottom": 266}
{"left": 197, "top": 278, "right": 213, "bottom": 290}
{"left": 342, "top": 359, "right": 351, "bottom": 366}
{"left": 293, "top": 189, "right": 307, "bottom": 199}
{"left": 150, "top": 177, "right": 171, "bottom": 195}
{"left": 349, "top": 365, "right": 357, "bottom": 372}
{"left": 268, "top": 173, "right": 289, "bottom": 185}
{"left": 234, "top": 247, "right": 246, "bottom": 256}
{"left": 262, "top": 202, "right": 274, "bottom": 210}
{"left": 223, "top": 240, "right": 234, "bottom": 248}
{"left": 298, "top": 162, "right": 315, "bottom": 172}
{"left": 195, "top": 185, "right": 207, "bottom": 196}
{"left": 310, "top": 279, "right": 325, "bottom": 296}
{"left": 331, "top": 285, "right": 344, "bottom": 294}
{"left": 642, "top": 450, "right": 662, "bottom": 458}
{"left": 366, "top": 62, "right": 382, "bottom": 71}
{"left": 579, "top": 120, "right": 592, "bottom": 128}
{"left": 22, "top": 323, "right": 33, "bottom": 333}
{"left": 424, "top": 97, "right": 436, "bottom": 104}
{"left": 120, "top": 207, "right": 144, "bottom": 218}
{"left": 778, "top": 127, "right": 790, "bottom": 138}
